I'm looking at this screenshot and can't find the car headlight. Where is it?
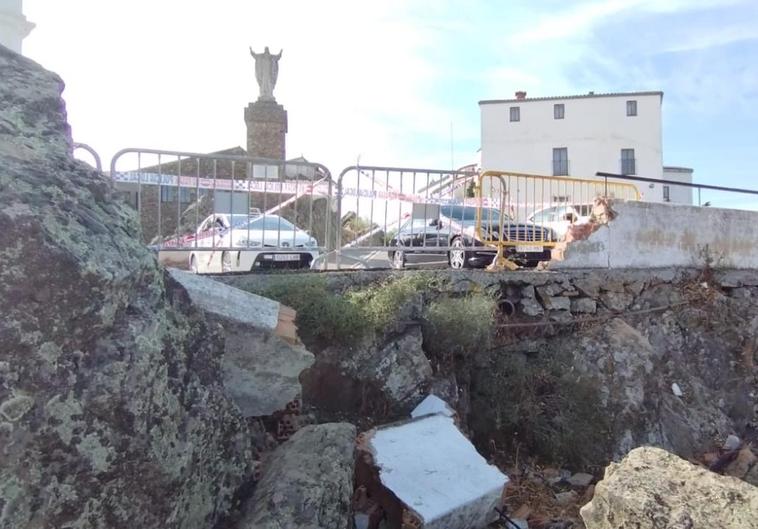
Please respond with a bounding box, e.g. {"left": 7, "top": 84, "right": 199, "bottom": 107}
{"left": 236, "top": 238, "right": 261, "bottom": 247}
{"left": 305, "top": 238, "right": 317, "bottom": 247}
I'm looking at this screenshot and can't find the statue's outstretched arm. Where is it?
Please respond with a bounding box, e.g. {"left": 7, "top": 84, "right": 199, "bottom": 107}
{"left": 249, "top": 46, "right": 257, "bottom": 58}
{"left": 276, "top": 49, "right": 283, "bottom": 59}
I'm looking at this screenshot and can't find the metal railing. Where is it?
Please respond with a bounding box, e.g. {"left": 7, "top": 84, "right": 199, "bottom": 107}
{"left": 73, "top": 142, "right": 102, "bottom": 171}
{"left": 110, "top": 148, "right": 333, "bottom": 273}
{"left": 334, "top": 165, "right": 480, "bottom": 268}
{"left": 474, "top": 170, "right": 641, "bottom": 251}
{"left": 597, "top": 172, "right": 758, "bottom": 210}
{"left": 105, "top": 146, "right": 758, "bottom": 273}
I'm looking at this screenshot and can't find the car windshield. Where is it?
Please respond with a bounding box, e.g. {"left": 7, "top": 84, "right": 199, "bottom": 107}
{"left": 231, "top": 215, "right": 298, "bottom": 231}
{"left": 440, "top": 205, "right": 510, "bottom": 224}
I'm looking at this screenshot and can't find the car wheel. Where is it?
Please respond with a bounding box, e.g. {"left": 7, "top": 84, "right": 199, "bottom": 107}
{"left": 189, "top": 254, "right": 199, "bottom": 274}
{"left": 221, "top": 251, "right": 232, "bottom": 273}
{"left": 449, "top": 237, "right": 469, "bottom": 270}
{"left": 391, "top": 247, "right": 405, "bottom": 270}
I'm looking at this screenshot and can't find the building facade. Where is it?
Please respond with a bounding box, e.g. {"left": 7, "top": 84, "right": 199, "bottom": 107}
{"left": 479, "top": 91, "right": 691, "bottom": 205}
{"left": 662, "top": 166, "right": 694, "bottom": 204}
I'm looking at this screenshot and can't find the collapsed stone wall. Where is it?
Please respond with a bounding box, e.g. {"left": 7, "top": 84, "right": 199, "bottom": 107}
{"left": 224, "top": 268, "right": 758, "bottom": 470}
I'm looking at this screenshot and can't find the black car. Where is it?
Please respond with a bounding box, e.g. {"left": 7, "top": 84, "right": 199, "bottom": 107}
{"left": 387, "top": 205, "right": 553, "bottom": 269}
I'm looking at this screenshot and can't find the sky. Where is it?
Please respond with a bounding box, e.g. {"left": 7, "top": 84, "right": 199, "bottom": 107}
{"left": 21, "top": 0, "right": 758, "bottom": 204}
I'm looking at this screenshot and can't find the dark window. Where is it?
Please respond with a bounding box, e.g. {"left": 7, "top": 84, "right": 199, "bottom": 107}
{"left": 509, "top": 106, "right": 520, "bottom": 122}
{"left": 554, "top": 103, "right": 565, "bottom": 119}
{"left": 663, "top": 185, "right": 670, "bottom": 202}
{"left": 440, "top": 205, "right": 506, "bottom": 222}
{"left": 626, "top": 100, "right": 637, "bottom": 116}
{"left": 552, "top": 148, "right": 568, "bottom": 176}
{"left": 621, "top": 148, "right": 636, "bottom": 175}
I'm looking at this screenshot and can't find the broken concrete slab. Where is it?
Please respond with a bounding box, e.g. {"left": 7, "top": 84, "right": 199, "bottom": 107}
{"left": 169, "top": 268, "right": 285, "bottom": 334}
{"left": 357, "top": 414, "right": 508, "bottom": 529}
{"left": 237, "top": 423, "right": 357, "bottom": 529}
{"left": 169, "top": 269, "right": 314, "bottom": 417}
{"left": 411, "top": 394, "right": 456, "bottom": 419}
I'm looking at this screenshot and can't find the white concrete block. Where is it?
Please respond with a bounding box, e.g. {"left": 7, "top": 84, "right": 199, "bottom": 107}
{"left": 411, "top": 394, "right": 456, "bottom": 419}
{"left": 367, "top": 415, "right": 508, "bottom": 529}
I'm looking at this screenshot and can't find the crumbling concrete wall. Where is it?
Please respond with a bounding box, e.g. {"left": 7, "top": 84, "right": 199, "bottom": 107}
{"left": 551, "top": 200, "right": 758, "bottom": 269}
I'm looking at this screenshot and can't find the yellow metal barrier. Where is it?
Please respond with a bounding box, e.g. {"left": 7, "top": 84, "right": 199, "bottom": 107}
{"left": 475, "top": 170, "right": 641, "bottom": 270}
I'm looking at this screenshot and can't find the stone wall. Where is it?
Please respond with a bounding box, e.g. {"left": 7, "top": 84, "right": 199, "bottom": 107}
{"left": 222, "top": 267, "right": 758, "bottom": 468}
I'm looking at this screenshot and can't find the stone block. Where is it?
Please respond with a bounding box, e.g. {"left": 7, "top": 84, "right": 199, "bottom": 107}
{"left": 169, "top": 269, "right": 314, "bottom": 417}
{"left": 520, "top": 296, "right": 544, "bottom": 316}
{"left": 245, "top": 100, "right": 287, "bottom": 159}
{"left": 599, "top": 291, "right": 634, "bottom": 312}
{"left": 571, "top": 297, "right": 597, "bottom": 314}
{"left": 543, "top": 295, "right": 571, "bottom": 311}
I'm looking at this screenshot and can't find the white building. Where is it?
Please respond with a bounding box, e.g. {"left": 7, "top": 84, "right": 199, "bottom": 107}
{"left": 662, "top": 166, "right": 694, "bottom": 204}
{"left": 479, "top": 90, "right": 693, "bottom": 205}
{"left": 0, "top": 0, "right": 34, "bottom": 54}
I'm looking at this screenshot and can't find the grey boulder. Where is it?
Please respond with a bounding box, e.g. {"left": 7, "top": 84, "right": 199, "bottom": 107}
{"left": 237, "top": 423, "right": 357, "bottom": 529}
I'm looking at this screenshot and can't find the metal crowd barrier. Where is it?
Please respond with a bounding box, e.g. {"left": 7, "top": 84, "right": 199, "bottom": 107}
{"left": 109, "top": 148, "right": 333, "bottom": 273}
{"left": 335, "top": 165, "right": 479, "bottom": 268}
{"left": 105, "top": 146, "right": 757, "bottom": 273}
{"left": 475, "top": 170, "right": 641, "bottom": 250}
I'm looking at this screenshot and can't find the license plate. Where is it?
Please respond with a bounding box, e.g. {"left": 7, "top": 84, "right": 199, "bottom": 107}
{"left": 273, "top": 254, "right": 300, "bottom": 262}
{"left": 515, "top": 245, "right": 543, "bottom": 253}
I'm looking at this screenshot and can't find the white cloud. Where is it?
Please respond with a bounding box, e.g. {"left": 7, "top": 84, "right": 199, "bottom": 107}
{"left": 508, "top": 0, "right": 750, "bottom": 45}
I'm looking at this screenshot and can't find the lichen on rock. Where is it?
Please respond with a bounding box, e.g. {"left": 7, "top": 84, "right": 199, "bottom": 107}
{"left": 0, "top": 45, "right": 254, "bottom": 529}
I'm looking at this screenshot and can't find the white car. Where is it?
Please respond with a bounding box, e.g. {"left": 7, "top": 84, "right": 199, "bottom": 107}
{"left": 527, "top": 204, "right": 592, "bottom": 240}
{"left": 187, "top": 213, "right": 319, "bottom": 273}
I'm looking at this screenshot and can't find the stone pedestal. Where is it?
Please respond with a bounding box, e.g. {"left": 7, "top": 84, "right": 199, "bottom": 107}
{"left": 244, "top": 99, "right": 287, "bottom": 159}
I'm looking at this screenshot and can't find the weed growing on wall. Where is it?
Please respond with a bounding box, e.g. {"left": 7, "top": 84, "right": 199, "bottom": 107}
{"left": 422, "top": 294, "right": 496, "bottom": 357}
{"left": 257, "top": 276, "right": 367, "bottom": 348}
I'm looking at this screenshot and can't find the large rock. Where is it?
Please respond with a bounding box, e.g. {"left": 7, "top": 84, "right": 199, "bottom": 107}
{"left": 237, "top": 423, "right": 356, "bottom": 529}
{"left": 169, "top": 269, "right": 314, "bottom": 417}
{"left": 0, "top": 46, "right": 253, "bottom": 528}
{"left": 303, "top": 326, "right": 433, "bottom": 422}
{"left": 568, "top": 318, "right": 736, "bottom": 459}
{"left": 581, "top": 446, "right": 758, "bottom": 529}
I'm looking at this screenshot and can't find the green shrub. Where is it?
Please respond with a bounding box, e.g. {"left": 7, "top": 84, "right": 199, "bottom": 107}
{"left": 255, "top": 276, "right": 368, "bottom": 348}
{"left": 347, "top": 274, "right": 434, "bottom": 335}
{"left": 471, "top": 348, "right": 612, "bottom": 468}
{"left": 423, "top": 294, "right": 496, "bottom": 356}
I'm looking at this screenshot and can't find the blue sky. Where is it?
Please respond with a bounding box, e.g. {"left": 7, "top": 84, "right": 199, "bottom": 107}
{"left": 23, "top": 0, "right": 758, "bottom": 201}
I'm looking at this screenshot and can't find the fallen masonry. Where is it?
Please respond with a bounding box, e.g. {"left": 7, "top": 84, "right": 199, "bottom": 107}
{"left": 355, "top": 413, "right": 508, "bottom": 529}
{"left": 169, "top": 268, "right": 314, "bottom": 417}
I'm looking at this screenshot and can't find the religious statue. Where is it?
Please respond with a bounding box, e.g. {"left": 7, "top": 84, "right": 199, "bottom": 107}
{"left": 249, "top": 46, "right": 282, "bottom": 101}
